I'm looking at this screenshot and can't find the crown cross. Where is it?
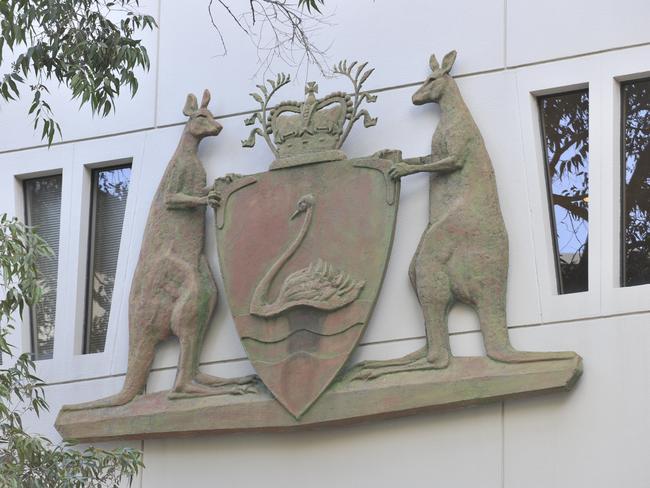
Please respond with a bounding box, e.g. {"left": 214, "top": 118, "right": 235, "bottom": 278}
{"left": 299, "top": 82, "right": 319, "bottom": 136}
{"left": 242, "top": 61, "right": 378, "bottom": 167}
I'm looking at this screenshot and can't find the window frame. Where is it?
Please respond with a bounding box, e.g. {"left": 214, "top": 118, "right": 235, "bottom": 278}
{"left": 82, "top": 161, "right": 133, "bottom": 355}
{"left": 515, "top": 57, "right": 601, "bottom": 324}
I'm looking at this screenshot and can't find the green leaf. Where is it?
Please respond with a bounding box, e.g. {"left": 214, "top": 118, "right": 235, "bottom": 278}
{"left": 300, "top": 0, "right": 324, "bottom": 14}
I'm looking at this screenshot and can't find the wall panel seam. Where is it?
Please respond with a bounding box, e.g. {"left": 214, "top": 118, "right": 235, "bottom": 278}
{"left": 3, "top": 40, "right": 650, "bottom": 156}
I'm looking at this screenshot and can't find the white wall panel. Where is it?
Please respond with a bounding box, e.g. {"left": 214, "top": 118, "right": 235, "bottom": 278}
{"left": 504, "top": 317, "right": 650, "bottom": 488}
{"left": 142, "top": 401, "right": 502, "bottom": 488}
{"left": 507, "top": 0, "right": 650, "bottom": 66}
{"left": 156, "top": 0, "right": 505, "bottom": 126}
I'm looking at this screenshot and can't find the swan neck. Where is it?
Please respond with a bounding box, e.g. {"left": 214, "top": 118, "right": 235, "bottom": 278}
{"left": 254, "top": 206, "right": 313, "bottom": 307}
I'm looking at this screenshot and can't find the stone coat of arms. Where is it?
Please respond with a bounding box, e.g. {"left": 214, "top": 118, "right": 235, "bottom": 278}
{"left": 56, "top": 52, "right": 582, "bottom": 440}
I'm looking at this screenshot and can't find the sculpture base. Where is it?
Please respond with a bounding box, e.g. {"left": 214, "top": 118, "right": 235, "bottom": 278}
{"left": 55, "top": 355, "right": 582, "bottom": 442}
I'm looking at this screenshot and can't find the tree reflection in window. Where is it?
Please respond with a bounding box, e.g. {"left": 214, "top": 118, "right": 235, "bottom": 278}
{"left": 622, "top": 78, "right": 650, "bottom": 287}
{"left": 538, "top": 90, "right": 589, "bottom": 294}
{"left": 84, "top": 165, "right": 131, "bottom": 354}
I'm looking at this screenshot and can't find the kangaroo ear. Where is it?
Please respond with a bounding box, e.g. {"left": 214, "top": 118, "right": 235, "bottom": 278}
{"left": 183, "top": 93, "right": 198, "bottom": 116}
{"left": 429, "top": 53, "right": 440, "bottom": 72}
{"left": 200, "top": 89, "right": 211, "bottom": 109}
{"left": 441, "top": 50, "right": 457, "bottom": 74}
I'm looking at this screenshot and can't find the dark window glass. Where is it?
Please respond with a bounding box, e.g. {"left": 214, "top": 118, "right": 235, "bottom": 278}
{"left": 621, "top": 78, "right": 650, "bottom": 287}
{"left": 84, "top": 165, "right": 131, "bottom": 354}
{"left": 538, "top": 90, "right": 589, "bottom": 294}
{"left": 24, "top": 174, "right": 62, "bottom": 360}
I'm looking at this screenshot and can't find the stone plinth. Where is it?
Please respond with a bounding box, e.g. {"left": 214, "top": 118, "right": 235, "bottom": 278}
{"left": 55, "top": 355, "right": 582, "bottom": 442}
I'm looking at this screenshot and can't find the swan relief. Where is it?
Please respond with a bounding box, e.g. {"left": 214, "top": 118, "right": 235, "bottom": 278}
{"left": 250, "top": 194, "right": 366, "bottom": 318}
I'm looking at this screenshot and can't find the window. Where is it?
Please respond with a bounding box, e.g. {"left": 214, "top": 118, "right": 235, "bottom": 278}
{"left": 538, "top": 89, "right": 589, "bottom": 294}
{"left": 621, "top": 78, "right": 650, "bottom": 287}
{"left": 24, "top": 174, "right": 62, "bottom": 360}
{"left": 84, "top": 165, "right": 131, "bottom": 354}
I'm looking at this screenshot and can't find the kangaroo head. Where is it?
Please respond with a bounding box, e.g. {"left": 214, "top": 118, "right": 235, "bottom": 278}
{"left": 183, "top": 89, "right": 223, "bottom": 138}
{"left": 412, "top": 50, "right": 457, "bottom": 105}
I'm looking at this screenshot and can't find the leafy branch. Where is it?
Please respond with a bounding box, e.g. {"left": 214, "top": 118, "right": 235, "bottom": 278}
{"left": 332, "top": 60, "right": 377, "bottom": 149}
{"left": 242, "top": 72, "right": 291, "bottom": 157}
{"left": 0, "top": 0, "right": 157, "bottom": 145}
{"left": 0, "top": 214, "right": 143, "bottom": 486}
{"left": 297, "top": 0, "right": 324, "bottom": 13}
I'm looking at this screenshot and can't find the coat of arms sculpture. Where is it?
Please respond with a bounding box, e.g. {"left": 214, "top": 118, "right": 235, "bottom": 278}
{"left": 56, "top": 51, "right": 582, "bottom": 441}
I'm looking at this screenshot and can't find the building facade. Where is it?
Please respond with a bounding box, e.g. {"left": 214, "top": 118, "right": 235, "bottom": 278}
{"left": 1, "top": 0, "right": 649, "bottom": 486}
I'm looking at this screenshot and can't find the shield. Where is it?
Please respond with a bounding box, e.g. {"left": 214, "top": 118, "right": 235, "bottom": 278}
{"left": 215, "top": 157, "right": 399, "bottom": 418}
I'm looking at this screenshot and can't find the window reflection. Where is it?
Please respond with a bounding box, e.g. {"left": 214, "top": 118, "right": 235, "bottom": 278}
{"left": 622, "top": 78, "right": 650, "bottom": 287}
{"left": 84, "top": 165, "right": 131, "bottom": 354}
{"left": 538, "top": 90, "right": 589, "bottom": 294}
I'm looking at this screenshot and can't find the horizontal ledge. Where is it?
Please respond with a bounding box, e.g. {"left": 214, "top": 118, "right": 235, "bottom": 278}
{"left": 56, "top": 354, "right": 582, "bottom": 442}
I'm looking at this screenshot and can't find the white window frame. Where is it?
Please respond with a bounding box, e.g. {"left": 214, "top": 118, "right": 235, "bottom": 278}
{"left": 599, "top": 44, "right": 650, "bottom": 316}
{"left": 0, "top": 133, "right": 145, "bottom": 383}
{"left": 515, "top": 56, "right": 603, "bottom": 324}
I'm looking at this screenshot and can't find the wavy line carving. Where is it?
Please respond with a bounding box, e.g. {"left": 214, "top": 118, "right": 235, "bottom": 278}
{"left": 241, "top": 322, "right": 363, "bottom": 345}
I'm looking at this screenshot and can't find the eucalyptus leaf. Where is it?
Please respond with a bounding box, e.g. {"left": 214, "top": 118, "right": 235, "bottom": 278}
{"left": 0, "top": 0, "right": 157, "bottom": 145}
{"left": 0, "top": 215, "right": 143, "bottom": 486}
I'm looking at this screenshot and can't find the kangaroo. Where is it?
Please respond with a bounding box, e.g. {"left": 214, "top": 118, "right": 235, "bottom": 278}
{"left": 64, "top": 90, "right": 255, "bottom": 410}
{"left": 353, "top": 51, "right": 575, "bottom": 378}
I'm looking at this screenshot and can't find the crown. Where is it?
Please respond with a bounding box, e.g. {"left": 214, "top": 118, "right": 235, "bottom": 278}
{"left": 242, "top": 61, "right": 378, "bottom": 169}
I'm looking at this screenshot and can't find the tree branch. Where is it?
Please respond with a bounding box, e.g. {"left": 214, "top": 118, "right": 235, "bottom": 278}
{"left": 552, "top": 193, "right": 588, "bottom": 221}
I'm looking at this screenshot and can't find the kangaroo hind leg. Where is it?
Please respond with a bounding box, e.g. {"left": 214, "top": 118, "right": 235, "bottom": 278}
{"left": 169, "top": 268, "right": 256, "bottom": 399}
{"left": 344, "top": 260, "right": 452, "bottom": 382}
{"left": 475, "top": 291, "right": 577, "bottom": 363}
{"left": 169, "top": 330, "right": 256, "bottom": 398}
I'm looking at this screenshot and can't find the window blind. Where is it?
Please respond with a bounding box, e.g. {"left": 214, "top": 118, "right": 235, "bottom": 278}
{"left": 24, "top": 174, "right": 62, "bottom": 360}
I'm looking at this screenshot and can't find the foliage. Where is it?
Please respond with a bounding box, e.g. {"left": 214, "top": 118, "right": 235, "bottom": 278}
{"left": 297, "top": 0, "right": 324, "bottom": 13}
{"left": 0, "top": 214, "right": 143, "bottom": 487}
{"left": 0, "top": 0, "right": 156, "bottom": 144}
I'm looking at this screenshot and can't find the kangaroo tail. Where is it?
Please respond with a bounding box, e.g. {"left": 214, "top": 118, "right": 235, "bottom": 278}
{"left": 61, "top": 338, "right": 156, "bottom": 411}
